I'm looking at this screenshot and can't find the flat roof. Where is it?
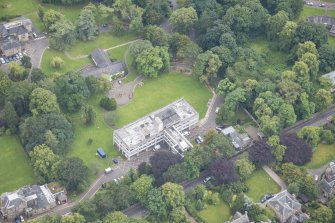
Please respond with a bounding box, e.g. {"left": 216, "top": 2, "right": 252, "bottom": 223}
{"left": 114, "top": 98, "right": 198, "bottom": 149}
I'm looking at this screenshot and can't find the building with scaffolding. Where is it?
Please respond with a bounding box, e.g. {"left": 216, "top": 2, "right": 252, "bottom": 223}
{"left": 113, "top": 98, "right": 199, "bottom": 159}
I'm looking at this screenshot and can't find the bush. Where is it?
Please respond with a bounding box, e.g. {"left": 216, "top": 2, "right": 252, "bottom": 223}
{"left": 99, "top": 97, "right": 117, "bottom": 111}
{"left": 5, "top": 129, "right": 11, "bottom": 135}
{"left": 196, "top": 199, "right": 206, "bottom": 211}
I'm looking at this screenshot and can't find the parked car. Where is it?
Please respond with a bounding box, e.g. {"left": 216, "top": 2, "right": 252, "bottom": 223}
{"left": 215, "top": 126, "right": 223, "bottom": 133}
{"left": 215, "top": 107, "right": 220, "bottom": 114}
{"left": 182, "top": 131, "right": 190, "bottom": 137}
{"left": 260, "top": 194, "right": 273, "bottom": 203}
{"left": 203, "top": 177, "right": 212, "bottom": 183}
{"left": 112, "top": 158, "right": 119, "bottom": 164}
{"left": 195, "top": 136, "right": 204, "bottom": 144}
{"left": 153, "top": 144, "right": 161, "bottom": 151}
{"left": 4, "top": 57, "right": 9, "bottom": 63}
{"left": 20, "top": 215, "right": 25, "bottom": 222}
{"left": 32, "top": 32, "right": 37, "bottom": 38}
{"left": 18, "top": 52, "right": 23, "bottom": 58}
{"left": 15, "top": 54, "right": 20, "bottom": 60}
{"left": 319, "top": 3, "right": 326, "bottom": 7}
{"left": 0, "top": 57, "right": 5, "bottom": 64}
{"left": 104, "top": 167, "right": 113, "bottom": 174}
{"left": 307, "top": 2, "right": 313, "bottom": 6}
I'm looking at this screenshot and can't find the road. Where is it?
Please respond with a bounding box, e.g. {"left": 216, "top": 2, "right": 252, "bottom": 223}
{"left": 304, "top": 0, "right": 335, "bottom": 9}
{"left": 282, "top": 104, "right": 335, "bottom": 134}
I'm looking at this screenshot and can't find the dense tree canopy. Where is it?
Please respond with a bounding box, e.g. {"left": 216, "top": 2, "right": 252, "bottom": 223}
{"left": 209, "top": 158, "right": 239, "bottom": 185}
{"left": 281, "top": 133, "right": 312, "bottom": 165}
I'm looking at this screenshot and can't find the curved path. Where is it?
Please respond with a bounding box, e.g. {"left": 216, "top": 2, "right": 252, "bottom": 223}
{"left": 64, "top": 39, "right": 141, "bottom": 60}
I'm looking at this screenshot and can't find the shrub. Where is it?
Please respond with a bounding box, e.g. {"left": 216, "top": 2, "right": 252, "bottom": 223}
{"left": 99, "top": 97, "right": 117, "bottom": 111}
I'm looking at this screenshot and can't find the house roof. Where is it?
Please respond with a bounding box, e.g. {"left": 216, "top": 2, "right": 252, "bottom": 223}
{"left": 229, "top": 212, "right": 252, "bottom": 223}
{"left": 0, "top": 24, "right": 8, "bottom": 36}
{"left": 0, "top": 37, "right": 21, "bottom": 51}
{"left": 7, "top": 25, "right": 28, "bottom": 35}
{"left": 91, "top": 48, "right": 112, "bottom": 68}
{"left": 267, "top": 190, "right": 302, "bottom": 223}
{"left": 322, "top": 71, "right": 335, "bottom": 85}
{"left": 221, "top": 126, "right": 252, "bottom": 149}
{"left": 80, "top": 61, "right": 125, "bottom": 78}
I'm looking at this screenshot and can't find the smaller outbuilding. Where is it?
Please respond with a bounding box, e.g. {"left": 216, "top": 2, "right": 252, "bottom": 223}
{"left": 97, "top": 147, "right": 106, "bottom": 158}
{"left": 221, "top": 126, "right": 252, "bottom": 150}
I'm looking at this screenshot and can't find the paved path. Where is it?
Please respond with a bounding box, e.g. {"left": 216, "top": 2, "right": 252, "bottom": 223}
{"left": 108, "top": 75, "right": 144, "bottom": 105}
{"left": 262, "top": 165, "right": 287, "bottom": 190}
{"left": 307, "top": 164, "right": 328, "bottom": 180}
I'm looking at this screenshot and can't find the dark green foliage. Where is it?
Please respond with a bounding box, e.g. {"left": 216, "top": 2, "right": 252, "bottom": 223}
{"left": 3, "top": 101, "right": 19, "bottom": 134}
{"left": 142, "top": 0, "right": 171, "bottom": 25}
{"left": 294, "top": 21, "right": 328, "bottom": 48}
{"left": 248, "top": 139, "right": 274, "bottom": 168}
{"left": 31, "top": 68, "right": 46, "bottom": 83}
{"left": 281, "top": 133, "right": 312, "bottom": 165}
{"left": 21, "top": 55, "right": 32, "bottom": 68}
{"left": 20, "top": 112, "right": 73, "bottom": 155}
{"left": 57, "top": 157, "right": 88, "bottom": 192}
{"left": 319, "top": 44, "right": 335, "bottom": 74}
{"left": 209, "top": 158, "right": 239, "bottom": 185}
{"left": 55, "top": 71, "right": 90, "bottom": 113}
{"left": 99, "top": 96, "right": 117, "bottom": 111}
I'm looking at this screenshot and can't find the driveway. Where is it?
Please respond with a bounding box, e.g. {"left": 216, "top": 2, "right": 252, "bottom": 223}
{"left": 262, "top": 165, "right": 287, "bottom": 190}
{"left": 307, "top": 164, "right": 328, "bottom": 180}
{"left": 25, "top": 37, "right": 49, "bottom": 69}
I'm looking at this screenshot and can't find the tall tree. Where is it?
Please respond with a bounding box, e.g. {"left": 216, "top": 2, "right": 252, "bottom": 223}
{"left": 209, "top": 158, "right": 239, "bottom": 184}
{"left": 281, "top": 133, "right": 312, "bottom": 165}
{"left": 169, "top": 7, "right": 198, "bottom": 34}
{"left": 80, "top": 105, "right": 96, "bottom": 125}
{"left": 57, "top": 157, "right": 88, "bottom": 192}
{"left": 75, "top": 9, "right": 99, "bottom": 41}
{"left": 266, "top": 10, "right": 288, "bottom": 40}
{"left": 3, "top": 101, "right": 18, "bottom": 133}
{"left": 161, "top": 182, "right": 185, "bottom": 210}
{"left": 49, "top": 18, "right": 76, "bottom": 51}
{"left": 29, "top": 87, "right": 60, "bottom": 116}
{"left": 29, "top": 144, "right": 59, "bottom": 182}
{"left": 248, "top": 139, "right": 274, "bottom": 167}
{"left": 315, "top": 89, "right": 333, "bottom": 112}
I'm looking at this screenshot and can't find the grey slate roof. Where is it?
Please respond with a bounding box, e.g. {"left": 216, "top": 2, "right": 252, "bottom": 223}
{"left": 0, "top": 37, "right": 20, "bottom": 50}
{"left": 0, "top": 24, "right": 8, "bottom": 37}
{"left": 7, "top": 25, "right": 28, "bottom": 35}
{"left": 267, "top": 190, "right": 302, "bottom": 223}
{"left": 319, "top": 161, "right": 335, "bottom": 194}
{"left": 91, "top": 48, "right": 112, "bottom": 68}
{"left": 229, "top": 212, "right": 252, "bottom": 223}
{"left": 80, "top": 61, "right": 125, "bottom": 78}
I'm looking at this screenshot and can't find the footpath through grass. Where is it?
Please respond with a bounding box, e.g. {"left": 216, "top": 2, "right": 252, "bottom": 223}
{"left": 113, "top": 72, "right": 212, "bottom": 127}
{"left": 67, "top": 95, "right": 119, "bottom": 182}
{"left": 0, "top": 135, "right": 34, "bottom": 194}
{"left": 246, "top": 170, "right": 281, "bottom": 202}
{"left": 198, "top": 199, "right": 231, "bottom": 223}
{"left": 67, "top": 33, "right": 137, "bottom": 57}
{"left": 304, "top": 144, "right": 335, "bottom": 169}
{"left": 41, "top": 49, "right": 91, "bottom": 76}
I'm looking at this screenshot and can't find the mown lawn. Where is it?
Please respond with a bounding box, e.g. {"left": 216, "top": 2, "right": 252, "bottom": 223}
{"left": 304, "top": 144, "right": 335, "bottom": 169}
{"left": 0, "top": 0, "right": 39, "bottom": 15}
{"left": 329, "top": 36, "right": 335, "bottom": 48}
{"left": 113, "top": 72, "right": 212, "bottom": 128}
{"left": 300, "top": 6, "right": 335, "bottom": 20}
{"left": 0, "top": 135, "right": 35, "bottom": 194}
{"left": 246, "top": 170, "right": 281, "bottom": 202}
{"left": 41, "top": 49, "right": 91, "bottom": 76}
{"left": 198, "top": 199, "right": 231, "bottom": 223}
{"left": 67, "top": 94, "right": 119, "bottom": 181}
{"left": 67, "top": 33, "right": 137, "bottom": 57}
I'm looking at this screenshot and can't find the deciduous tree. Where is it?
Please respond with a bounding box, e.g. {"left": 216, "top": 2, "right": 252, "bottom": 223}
{"left": 169, "top": 7, "right": 198, "bottom": 34}
{"left": 209, "top": 158, "right": 239, "bottom": 184}
{"left": 29, "top": 87, "right": 60, "bottom": 116}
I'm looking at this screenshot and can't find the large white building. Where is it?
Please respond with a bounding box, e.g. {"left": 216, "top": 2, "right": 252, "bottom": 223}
{"left": 113, "top": 98, "right": 199, "bottom": 159}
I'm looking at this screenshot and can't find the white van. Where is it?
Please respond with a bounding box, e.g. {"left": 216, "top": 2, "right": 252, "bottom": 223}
{"left": 104, "top": 167, "right": 112, "bottom": 174}
{"left": 215, "top": 107, "right": 220, "bottom": 114}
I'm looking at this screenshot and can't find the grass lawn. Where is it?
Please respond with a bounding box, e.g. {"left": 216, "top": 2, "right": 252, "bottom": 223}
{"left": 249, "top": 37, "right": 288, "bottom": 72}
{"left": 0, "top": 0, "right": 39, "bottom": 16}
{"left": 108, "top": 45, "right": 129, "bottom": 61}
{"left": 67, "top": 33, "right": 137, "bottom": 57}
{"left": 246, "top": 170, "right": 281, "bottom": 202}
{"left": 0, "top": 135, "right": 35, "bottom": 194}
{"left": 41, "top": 49, "right": 91, "bottom": 76}
{"left": 198, "top": 199, "right": 231, "bottom": 223}
{"left": 113, "top": 72, "right": 212, "bottom": 128}
{"left": 304, "top": 144, "right": 335, "bottom": 169}
{"left": 67, "top": 95, "right": 119, "bottom": 182}
{"left": 300, "top": 6, "right": 335, "bottom": 20}
{"left": 329, "top": 36, "right": 335, "bottom": 48}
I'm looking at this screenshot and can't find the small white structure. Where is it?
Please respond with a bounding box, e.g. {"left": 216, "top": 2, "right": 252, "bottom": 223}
{"left": 113, "top": 98, "right": 199, "bottom": 159}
